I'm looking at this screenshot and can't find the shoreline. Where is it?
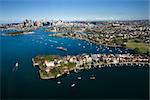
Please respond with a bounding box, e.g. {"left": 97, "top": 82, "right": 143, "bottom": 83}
{"left": 39, "top": 63, "right": 149, "bottom": 80}
{"left": 32, "top": 54, "right": 150, "bottom": 79}
{"left": 49, "top": 32, "right": 124, "bottom": 48}
{"left": 49, "top": 32, "right": 150, "bottom": 55}
{"left": 1, "top": 31, "right": 35, "bottom": 36}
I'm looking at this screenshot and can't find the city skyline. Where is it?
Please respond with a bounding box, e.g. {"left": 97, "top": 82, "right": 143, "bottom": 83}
{"left": 0, "top": 0, "right": 149, "bottom": 22}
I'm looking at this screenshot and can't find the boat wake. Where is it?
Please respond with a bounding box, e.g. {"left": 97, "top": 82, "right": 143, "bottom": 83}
{"left": 12, "top": 67, "right": 19, "bottom": 72}
{"left": 12, "top": 62, "right": 19, "bottom": 72}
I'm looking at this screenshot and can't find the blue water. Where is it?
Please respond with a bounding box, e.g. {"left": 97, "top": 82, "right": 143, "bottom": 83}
{"left": 1, "top": 28, "right": 149, "bottom": 99}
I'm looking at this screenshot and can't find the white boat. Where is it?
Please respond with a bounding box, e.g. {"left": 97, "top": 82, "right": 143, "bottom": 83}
{"left": 12, "top": 62, "right": 19, "bottom": 72}
{"left": 15, "top": 62, "right": 19, "bottom": 67}
{"left": 57, "top": 81, "right": 61, "bottom": 84}
{"left": 90, "top": 74, "right": 96, "bottom": 80}
{"left": 71, "top": 83, "right": 75, "bottom": 87}
{"left": 77, "top": 76, "right": 82, "bottom": 80}
{"left": 90, "top": 76, "right": 96, "bottom": 80}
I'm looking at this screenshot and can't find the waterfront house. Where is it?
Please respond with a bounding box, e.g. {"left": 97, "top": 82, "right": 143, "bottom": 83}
{"left": 113, "top": 59, "right": 119, "bottom": 64}
{"left": 45, "top": 60, "right": 55, "bottom": 67}
{"left": 44, "top": 60, "right": 56, "bottom": 73}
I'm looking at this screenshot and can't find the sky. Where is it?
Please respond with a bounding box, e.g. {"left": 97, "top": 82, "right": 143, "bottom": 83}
{"left": 0, "top": 0, "right": 149, "bottom": 22}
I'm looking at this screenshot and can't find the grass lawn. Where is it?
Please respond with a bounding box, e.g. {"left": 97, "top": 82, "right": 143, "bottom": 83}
{"left": 126, "top": 39, "right": 150, "bottom": 54}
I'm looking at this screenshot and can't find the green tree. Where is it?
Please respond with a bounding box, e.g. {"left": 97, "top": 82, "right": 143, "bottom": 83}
{"left": 134, "top": 48, "right": 140, "bottom": 54}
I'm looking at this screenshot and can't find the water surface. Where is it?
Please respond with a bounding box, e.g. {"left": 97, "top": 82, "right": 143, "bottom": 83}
{"left": 1, "top": 28, "right": 149, "bottom": 99}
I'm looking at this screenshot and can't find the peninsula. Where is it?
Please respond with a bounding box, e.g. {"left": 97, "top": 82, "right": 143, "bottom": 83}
{"left": 32, "top": 54, "right": 149, "bottom": 79}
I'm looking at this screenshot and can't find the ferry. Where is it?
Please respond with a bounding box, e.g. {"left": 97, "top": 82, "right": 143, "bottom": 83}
{"left": 56, "top": 46, "right": 67, "bottom": 51}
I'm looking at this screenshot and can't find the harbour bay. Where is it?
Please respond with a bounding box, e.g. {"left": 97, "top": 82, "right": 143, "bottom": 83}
{"left": 1, "top": 28, "right": 149, "bottom": 99}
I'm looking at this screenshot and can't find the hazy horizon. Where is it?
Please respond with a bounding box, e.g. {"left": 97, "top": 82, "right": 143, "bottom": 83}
{"left": 0, "top": 0, "right": 149, "bottom": 22}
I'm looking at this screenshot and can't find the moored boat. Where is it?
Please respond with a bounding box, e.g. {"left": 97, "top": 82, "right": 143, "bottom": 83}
{"left": 77, "top": 76, "right": 82, "bottom": 80}
{"left": 90, "top": 76, "right": 96, "bottom": 80}
{"left": 90, "top": 74, "right": 96, "bottom": 80}
{"left": 57, "top": 81, "right": 61, "bottom": 84}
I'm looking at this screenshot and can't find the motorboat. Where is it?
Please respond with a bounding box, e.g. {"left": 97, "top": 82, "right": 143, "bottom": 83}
{"left": 90, "top": 76, "right": 96, "bottom": 80}
{"left": 77, "top": 76, "right": 82, "bottom": 80}
{"left": 57, "top": 81, "right": 61, "bottom": 84}
{"left": 90, "top": 74, "right": 96, "bottom": 80}
{"left": 71, "top": 83, "right": 75, "bottom": 87}
{"left": 15, "top": 62, "right": 19, "bottom": 67}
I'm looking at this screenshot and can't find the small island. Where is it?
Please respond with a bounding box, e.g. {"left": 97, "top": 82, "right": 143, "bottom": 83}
{"left": 1, "top": 30, "right": 34, "bottom": 36}
{"left": 32, "top": 54, "right": 149, "bottom": 79}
